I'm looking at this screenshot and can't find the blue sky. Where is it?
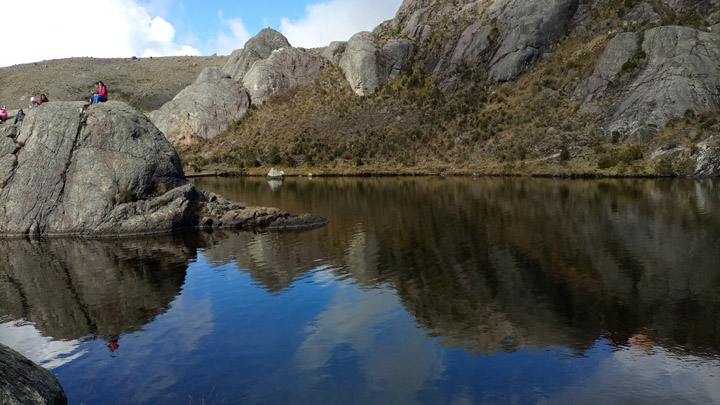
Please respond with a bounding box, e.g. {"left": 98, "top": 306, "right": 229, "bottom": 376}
{"left": 0, "top": 0, "right": 402, "bottom": 67}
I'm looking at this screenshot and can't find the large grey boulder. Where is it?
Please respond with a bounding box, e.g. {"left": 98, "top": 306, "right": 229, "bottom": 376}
{"left": 486, "top": 0, "right": 579, "bottom": 82}
{"left": 0, "top": 343, "right": 67, "bottom": 405}
{"left": 605, "top": 26, "right": 720, "bottom": 140}
{"left": 149, "top": 67, "right": 250, "bottom": 146}
{"left": 339, "top": 32, "right": 414, "bottom": 96}
{"left": 243, "top": 48, "right": 326, "bottom": 105}
{"left": 0, "top": 101, "right": 190, "bottom": 236}
{"left": 0, "top": 102, "right": 327, "bottom": 236}
{"left": 223, "top": 28, "right": 291, "bottom": 83}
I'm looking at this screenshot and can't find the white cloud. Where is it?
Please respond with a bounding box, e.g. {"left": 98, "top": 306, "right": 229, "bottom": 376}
{"left": 0, "top": 0, "right": 200, "bottom": 67}
{"left": 215, "top": 12, "right": 252, "bottom": 55}
{"left": 280, "top": 0, "right": 403, "bottom": 48}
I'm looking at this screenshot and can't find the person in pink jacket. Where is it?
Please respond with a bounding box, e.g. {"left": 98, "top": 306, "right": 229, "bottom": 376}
{"left": 91, "top": 81, "right": 108, "bottom": 104}
{"left": 0, "top": 106, "right": 8, "bottom": 122}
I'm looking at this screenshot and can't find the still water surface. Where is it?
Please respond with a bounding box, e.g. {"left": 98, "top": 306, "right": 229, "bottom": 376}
{"left": 1, "top": 177, "right": 719, "bottom": 403}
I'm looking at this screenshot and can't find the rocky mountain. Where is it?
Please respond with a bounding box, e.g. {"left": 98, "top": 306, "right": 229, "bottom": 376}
{"left": 1, "top": 0, "right": 719, "bottom": 177}
{"left": 170, "top": 0, "right": 719, "bottom": 177}
{"left": 0, "top": 101, "right": 326, "bottom": 237}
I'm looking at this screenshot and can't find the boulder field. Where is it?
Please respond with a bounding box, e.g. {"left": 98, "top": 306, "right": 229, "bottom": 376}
{"left": 0, "top": 101, "right": 327, "bottom": 237}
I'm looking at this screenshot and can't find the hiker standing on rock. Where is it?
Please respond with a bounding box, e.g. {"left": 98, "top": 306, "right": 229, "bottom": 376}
{"left": 91, "top": 81, "right": 108, "bottom": 104}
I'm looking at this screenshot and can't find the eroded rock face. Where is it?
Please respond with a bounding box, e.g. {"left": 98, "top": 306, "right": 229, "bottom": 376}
{"left": 339, "top": 32, "right": 414, "bottom": 96}
{"left": 487, "top": 0, "right": 579, "bottom": 82}
{"left": 0, "top": 102, "right": 327, "bottom": 236}
{"left": 149, "top": 67, "right": 250, "bottom": 146}
{"left": 0, "top": 344, "right": 67, "bottom": 405}
{"left": 223, "top": 28, "right": 291, "bottom": 83}
{"left": 243, "top": 48, "right": 326, "bottom": 105}
{"left": 605, "top": 27, "right": 720, "bottom": 140}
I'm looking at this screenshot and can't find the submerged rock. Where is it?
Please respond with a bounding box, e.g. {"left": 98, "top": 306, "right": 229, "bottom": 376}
{"left": 0, "top": 343, "right": 67, "bottom": 405}
{"left": 0, "top": 102, "right": 327, "bottom": 237}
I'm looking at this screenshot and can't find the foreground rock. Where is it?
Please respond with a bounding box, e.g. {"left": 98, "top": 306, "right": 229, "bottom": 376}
{"left": 149, "top": 67, "right": 250, "bottom": 146}
{"left": 0, "top": 102, "right": 327, "bottom": 237}
{"left": 0, "top": 343, "right": 67, "bottom": 405}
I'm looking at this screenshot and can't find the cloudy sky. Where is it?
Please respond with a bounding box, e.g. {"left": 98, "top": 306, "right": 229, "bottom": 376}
{"left": 0, "top": 0, "right": 402, "bottom": 68}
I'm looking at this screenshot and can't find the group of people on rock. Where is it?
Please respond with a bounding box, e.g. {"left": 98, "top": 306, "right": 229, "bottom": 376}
{"left": 0, "top": 81, "right": 108, "bottom": 126}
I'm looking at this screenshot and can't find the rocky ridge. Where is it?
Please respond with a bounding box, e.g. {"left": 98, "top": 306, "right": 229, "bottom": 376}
{"left": 175, "top": 0, "right": 719, "bottom": 177}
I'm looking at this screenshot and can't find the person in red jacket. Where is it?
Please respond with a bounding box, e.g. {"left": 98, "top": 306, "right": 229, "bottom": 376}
{"left": 38, "top": 94, "right": 49, "bottom": 104}
{"left": 91, "top": 81, "right": 108, "bottom": 104}
{"left": 0, "top": 106, "right": 7, "bottom": 122}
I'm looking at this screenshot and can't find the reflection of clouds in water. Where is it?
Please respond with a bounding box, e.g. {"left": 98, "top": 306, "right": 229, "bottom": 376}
{"left": 0, "top": 321, "right": 85, "bottom": 370}
{"left": 110, "top": 289, "right": 215, "bottom": 404}
{"left": 546, "top": 344, "right": 720, "bottom": 404}
{"left": 294, "top": 280, "right": 444, "bottom": 403}
{"left": 158, "top": 293, "right": 215, "bottom": 353}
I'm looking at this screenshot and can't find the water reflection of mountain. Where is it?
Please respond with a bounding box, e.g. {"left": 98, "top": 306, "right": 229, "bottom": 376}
{"left": 0, "top": 234, "right": 203, "bottom": 340}
{"left": 195, "top": 177, "right": 720, "bottom": 357}
{"left": 369, "top": 179, "right": 720, "bottom": 356}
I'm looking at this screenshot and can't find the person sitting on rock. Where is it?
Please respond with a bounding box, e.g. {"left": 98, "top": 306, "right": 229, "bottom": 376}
{"left": 14, "top": 109, "right": 25, "bottom": 124}
{"left": 30, "top": 96, "right": 38, "bottom": 108}
{"left": 91, "top": 81, "right": 108, "bottom": 104}
{"left": 0, "top": 106, "right": 7, "bottom": 122}
{"left": 38, "top": 94, "right": 49, "bottom": 105}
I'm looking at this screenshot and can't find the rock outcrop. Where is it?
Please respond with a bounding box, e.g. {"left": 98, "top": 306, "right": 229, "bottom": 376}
{"left": 223, "top": 28, "right": 292, "bottom": 83}
{"left": 0, "top": 343, "right": 67, "bottom": 405}
{"left": 243, "top": 48, "right": 326, "bottom": 105}
{"left": 486, "top": 0, "right": 580, "bottom": 82}
{"left": 339, "top": 32, "right": 414, "bottom": 96}
{"left": 0, "top": 102, "right": 327, "bottom": 237}
{"left": 605, "top": 26, "right": 720, "bottom": 140}
{"left": 575, "top": 26, "right": 720, "bottom": 141}
{"left": 149, "top": 67, "right": 250, "bottom": 146}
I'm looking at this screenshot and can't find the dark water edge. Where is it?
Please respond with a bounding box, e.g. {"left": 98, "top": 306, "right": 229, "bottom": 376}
{"left": 1, "top": 177, "right": 719, "bottom": 403}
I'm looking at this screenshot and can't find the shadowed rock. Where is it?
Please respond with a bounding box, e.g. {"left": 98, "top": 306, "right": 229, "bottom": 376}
{"left": 0, "top": 343, "right": 67, "bottom": 404}
{"left": 486, "top": 0, "right": 579, "bottom": 82}
{"left": 149, "top": 67, "right": 250, "bottom": 146}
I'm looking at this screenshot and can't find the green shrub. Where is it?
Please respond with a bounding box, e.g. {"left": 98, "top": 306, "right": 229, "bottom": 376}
{"left": 559, "top": 147, "right": 570, "bottom": 161}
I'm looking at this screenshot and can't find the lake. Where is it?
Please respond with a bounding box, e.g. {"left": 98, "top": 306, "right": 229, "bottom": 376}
{"left": 1, "top": 177, "right": 719, "bottom": 404}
